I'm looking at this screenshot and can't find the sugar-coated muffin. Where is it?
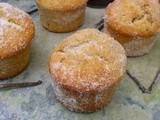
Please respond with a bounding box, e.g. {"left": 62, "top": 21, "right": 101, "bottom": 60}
{"left": 35, "top": 0, "right": 87, "bottom": 33}
{"left": 49, "top": 28, "right": 127, "bottom": 112}
{"left": 105, "top": 0, "right": 160, "bottom": 56}
{"left": 0, "top": 3, "right": 35, "bottom": 80}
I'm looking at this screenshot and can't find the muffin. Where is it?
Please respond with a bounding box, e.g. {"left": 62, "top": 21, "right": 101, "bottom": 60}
{"left": 35, "top": 0, "right": 87, "bottom": 33}
{"left": 0, "top": 3, "right": 35, "bottom": 80}
{"left": 49, "top": 28, "right": 127, "bottom": 112}
{"left": 105, "top": 0, "right": 160, "bottom": 56}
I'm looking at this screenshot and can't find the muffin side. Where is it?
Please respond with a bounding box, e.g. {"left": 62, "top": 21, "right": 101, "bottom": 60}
{"left": 51, "top": 78, "right": 118, "bottom": 112}
{"left": 105, "top": 25, "right": 159, "bottom": 56}
{"left": 35, "top": 0, "right": 87, "bottom": 32}
{"left": 0, "top": 46, "right": 30, "bottom": 79}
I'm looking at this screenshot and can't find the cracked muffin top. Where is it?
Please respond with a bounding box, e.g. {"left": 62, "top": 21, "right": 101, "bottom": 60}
{"left": 105, "top": 0, "right": 160, "bottom": 37}
{"left": 35, "top": 0, "right": 87, "bottom": 11}
{"left": 0, "top": 3, "right": 35, "bottom": 59}
{"left": 49, "top": 28, "right": 127, "bottom": 93}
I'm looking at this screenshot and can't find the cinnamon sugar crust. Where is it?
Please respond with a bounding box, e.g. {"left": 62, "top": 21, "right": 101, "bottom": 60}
{"left": 49, "top": 28, "right": 127, "bottom": 93}
{"left": 105, "top": 0, "right": 160, "bottom": 37}
{"left": 0, "top": 3, "right": 35, "bottom": 59}
{"left": 36, "top": 0, "right": 87, "bottom": 12}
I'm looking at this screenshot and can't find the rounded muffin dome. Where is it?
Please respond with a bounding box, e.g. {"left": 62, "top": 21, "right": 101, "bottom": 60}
{"left": 49, "top": 28, "right": 127, "bottom": 93}
{"left": 36, "top": 0, "right": 87, "bottom": 11}
{"left": 105, "top": 0, "right": 160, "bottom": 37}
{"left": 0, "top": 3, "right": 35, "bottom": 59}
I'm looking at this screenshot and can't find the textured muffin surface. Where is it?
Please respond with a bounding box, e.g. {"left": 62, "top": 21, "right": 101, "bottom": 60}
{"left": 105, "top": 0, "right": 160, "bottom": 37}
{"left": 36, "top": 0, "right": 87, "bottom": 11}
{"left": 0, "top": 3, "right": 35, "bottom": 59}
{"left": 49, "top": 28, "right": 126, "bottom": 93}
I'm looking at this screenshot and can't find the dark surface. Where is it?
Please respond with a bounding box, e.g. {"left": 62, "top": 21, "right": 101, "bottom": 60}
{"left": 87, "top": 0, "right": 114, "bottom": 8}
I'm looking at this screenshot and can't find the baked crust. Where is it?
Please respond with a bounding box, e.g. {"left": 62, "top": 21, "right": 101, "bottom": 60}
{"left": 49, "top": 28, "right": 127, "bottom": 112}
{"left": 35, "top": 0, "right": 87, "bottom": 12}
{"left": 105, "top": 0, "right": 160, "bottom": 37}
{"left": 0, "top": 3, "right": 35, "bottom": 59}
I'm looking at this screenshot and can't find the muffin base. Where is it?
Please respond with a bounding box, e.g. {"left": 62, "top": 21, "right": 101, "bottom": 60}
{"left": 36, "top": 3, "right": 86, "bottom": 33}
{"left": 51, "top": 78, "right": 118, "bottom": 113}
{"left": 0, "top": 46, "right": 30, "bottom": 80}
{"left": 106, "top": 26, "right": 158, "bottom": 57}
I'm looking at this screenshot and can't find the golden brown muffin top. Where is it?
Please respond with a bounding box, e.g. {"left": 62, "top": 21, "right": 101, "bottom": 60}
{"left": 49, "top": 28, "right": 127, "bottom": 93}
{"left": 0, "top": 3, "right": 35, "bottom": 59}
{"left": 105, "top": 0, "right": 160, "bottom": 37}
{"left": 35, "top": 0, "right": 87, "bottom": 11}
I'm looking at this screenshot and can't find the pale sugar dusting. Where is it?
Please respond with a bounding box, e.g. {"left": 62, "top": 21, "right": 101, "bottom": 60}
{"left": 0, "top": 3, "right": 29, "bottom": 20}
{"left": 91, "top": 82, "right": 99, "bottom": 89}
{"left": 0, "top": 39, "right": 5, "bottom": 48}
{"left": 64, "top": 40, "right": 99, "bottom": 53}
{"left": 52, "top": 62, "right": 62, "bottom": 70}
{"left": 0, "top": 18, "right": 24, "bottom": 32}
{"left": 95, "top": 91, "right": 104, "bottom": 103}
{"left": 0, "top": 3, "right": 34, "bottom": 58}
{"left": 104, "top": 64, "right": 109, "bottom": 71}
{"left": 123, "top": 36, "right": 156, "bottom": 56}
{"left": 51, "top": 8, "right": 85, "bottom": 25}
{"left": 52, "top": 81, "right": 78, "bottom": 111}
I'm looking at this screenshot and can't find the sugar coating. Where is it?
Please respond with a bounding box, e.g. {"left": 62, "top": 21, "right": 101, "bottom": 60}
{"left": 51, "top": 8, "right": 85, "bottom": 25}
{"left": 49, "top": 28, "right": 127, "bottom": 112}
{"left": 105, "top": 0, "right": 160, "bottom": 37}
{"left": 104, "top": 0, "right": 160, "bottom": 56}
{"left": 0, "top": 3, "right": 34, "bottom": 58}
{"left": 36, "top": 0, "right": 87, "bottom": 11}
{"left": 51, "top": 81, "right": 78, "bottom": 111}
{"left": 50, "top": 28, "right": 127, "bottom": 92}
{"left": 105, "top": 20, "right": 159, "bottom": 56}
{"left": 52, "top": 77, "right": 113, "bottom": 112}
{"left": 0, "top": 18, "right": 24, "bottom": 42}
{"left": 123, "top": 37, "right": 156, "bottom": 56}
